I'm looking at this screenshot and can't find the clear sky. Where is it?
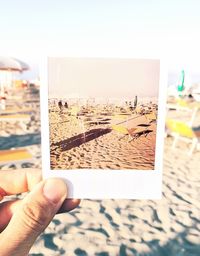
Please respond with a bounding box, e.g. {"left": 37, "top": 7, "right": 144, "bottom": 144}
{"left": 49, "top": 58, "right": 159, "bottom": 98}
{"left": 0, "top": 0, "right": 200, "bottom": 81}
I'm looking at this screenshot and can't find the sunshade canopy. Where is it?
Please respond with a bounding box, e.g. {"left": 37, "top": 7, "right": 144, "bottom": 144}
{"left": 0, "top": 57, "right": 29, "bottom": 72}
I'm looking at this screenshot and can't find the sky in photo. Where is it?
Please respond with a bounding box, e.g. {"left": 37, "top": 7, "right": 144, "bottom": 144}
{"left": 48, "top": 58, "right": 159, "bottom": 98}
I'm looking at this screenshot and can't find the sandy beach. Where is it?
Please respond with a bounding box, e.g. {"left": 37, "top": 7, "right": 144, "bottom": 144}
{"left": 30, "top": 102, "right": 200, "bottom": 256}
{"left": 29, "top": 135, "right": 200, "bottom": 256}
{"left": 49, "top": 100, "right": 157, "bottom": 170}
{"left": 0, "top": 87, "right": 41, "bottom": 170}
{"left": 1, "top": 92, "right": 200, "bottom": 255}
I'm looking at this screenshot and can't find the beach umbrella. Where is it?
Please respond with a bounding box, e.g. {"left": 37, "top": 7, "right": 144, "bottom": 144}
{"left": 0, "top": 57, "right": 29, "bottom": 72}
{"left": 0, "top": 57, "right": 29, "bottom": 90}
{"left": 177, "top": 70, "right": 185, "bottom": 92}
{"left": 13, "top": 58, "right": 29, "bottom": 71}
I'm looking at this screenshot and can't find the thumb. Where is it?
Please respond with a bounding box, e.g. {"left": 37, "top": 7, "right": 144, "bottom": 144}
{"left": 0, "top": 178, "right": 67, "bottom": 256}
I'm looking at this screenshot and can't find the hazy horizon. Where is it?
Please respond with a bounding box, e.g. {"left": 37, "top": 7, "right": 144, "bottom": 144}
{"left": 48, "top": 58, "right": 160, "bottom": 99}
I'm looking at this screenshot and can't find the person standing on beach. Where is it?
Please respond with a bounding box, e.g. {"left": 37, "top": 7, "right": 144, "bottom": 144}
{"left": 129, "top": 101, "right": 134, "bottom": 112}
{"left": 134, "top": 95, "right": 138, "bottom": 109}
{"left": 0, "top": 169, "right": 80, "bottom": 256}
{"left": 64, "top": 101, "right": 68, "bottom": 109}
{"left": 58, "top": 100, "right": 63, "bottom": 110}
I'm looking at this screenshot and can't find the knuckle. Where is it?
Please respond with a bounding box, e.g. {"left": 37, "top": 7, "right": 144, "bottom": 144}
{"left": 22, "top": 201, "right": 52, "bottom": 232}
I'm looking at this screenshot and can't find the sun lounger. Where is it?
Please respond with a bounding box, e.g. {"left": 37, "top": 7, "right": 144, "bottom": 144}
{"left": 23, "top": 100, "right": 40, "bottom": 109}
{"left": 130, "top": 127, "right": 154, "bottom": 141}
{"left": 112, "top": 124, "right": 152, "bottom": 141}
{"left": 6, "top": 98, "right": 40, "bottom": 109}
{"left": 145, "top": 112, "right": 157, "bottom": 122}
{"left": 0, "top": 107, "right": 34, "bottom": 115}
{"left": 166, "top": 100, "right": 199, "bottom": 126}
{"left": 111, "top": 124, "right": 130, "bottom": 140}
{"left": 125, "top": 115, "right": 150, "bottom": 128}
{"left": 0, "top": 148, "right": 33, "bottom": 165}
{"left": 0, "top": 114, "right": 30, "bottom": 121}
{"left": 69, "top": 106, "right": 80, "bottom": 116}
{"left": 166, "top": 118, "right": 200, "bottom": 155}
{"left": 112, "top": 113, "right": 130, "bottom": 122}
{"left": 0, "top": 114, "right": 31, "bottom": 131}
{"left": 112, "top": 114, "right": 152, "bottom": 139}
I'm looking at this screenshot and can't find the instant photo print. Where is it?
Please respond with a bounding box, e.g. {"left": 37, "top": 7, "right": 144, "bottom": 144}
{"left": 41, "top": 57, "right": 167, "bottom": 198}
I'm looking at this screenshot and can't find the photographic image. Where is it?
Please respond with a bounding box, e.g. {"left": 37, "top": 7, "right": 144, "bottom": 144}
{"left": 48, "top": 58, "right": 159, "bottom": 171}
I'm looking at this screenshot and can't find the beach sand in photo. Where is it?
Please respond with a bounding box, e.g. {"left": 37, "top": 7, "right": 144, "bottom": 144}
{"left": 49, "top": 99, "right": 157, "bottom": 170}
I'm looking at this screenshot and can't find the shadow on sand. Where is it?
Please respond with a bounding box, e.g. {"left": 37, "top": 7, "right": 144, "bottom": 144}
{"left": 51, "top": 128, "right": 112, "bottom": 151}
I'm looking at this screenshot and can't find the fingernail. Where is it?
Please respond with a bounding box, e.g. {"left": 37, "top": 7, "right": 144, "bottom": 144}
{"left": 43, "top": 178, "right": 67, "bottom": 204}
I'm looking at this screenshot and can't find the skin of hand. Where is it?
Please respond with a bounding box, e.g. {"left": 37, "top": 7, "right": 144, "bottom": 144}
{"left": 0, "top": 169, "right": 80, "bottom": 256}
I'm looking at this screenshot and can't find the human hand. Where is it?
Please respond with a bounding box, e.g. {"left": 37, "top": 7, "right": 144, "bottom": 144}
{"left": 0, "top": 169, "right": 80, "bottom": 256}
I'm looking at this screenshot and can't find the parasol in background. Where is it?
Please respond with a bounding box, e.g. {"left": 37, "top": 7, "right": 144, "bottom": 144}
{"left": 0, "top": 57, "right": 29, "bottom": 91}
{"left": 12, "top": 58, "right": 29, "bottom": 72}
{"left": 0, "top": 57, "right": 29, "bottom": 72}
{"left": 177, "top": 70, "right": 185, "bottom": 93}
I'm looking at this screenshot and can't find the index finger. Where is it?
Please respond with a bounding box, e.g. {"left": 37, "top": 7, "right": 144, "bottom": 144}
{"left": 0, "top": 169, "right": 42, "bottom": 196}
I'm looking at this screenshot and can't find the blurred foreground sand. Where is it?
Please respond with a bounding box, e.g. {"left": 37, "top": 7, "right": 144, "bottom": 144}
{"left": 30, "top": 108, "right": 200, "bottom": 255}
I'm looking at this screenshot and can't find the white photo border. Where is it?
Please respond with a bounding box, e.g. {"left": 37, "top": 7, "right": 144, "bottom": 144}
{"left": 40, "top": 57, "right": 167, "bottom": 199}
